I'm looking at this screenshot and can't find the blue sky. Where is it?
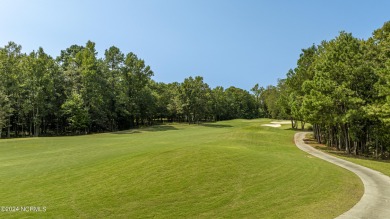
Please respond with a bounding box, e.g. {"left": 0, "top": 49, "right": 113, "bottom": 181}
{"left": 1, "top": 0, "right": 389, "bottom": 90}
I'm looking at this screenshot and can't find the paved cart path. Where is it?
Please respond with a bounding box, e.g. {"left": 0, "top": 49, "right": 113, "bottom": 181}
{"left": 294, "top": 132, "right": 390, "bottom": 219}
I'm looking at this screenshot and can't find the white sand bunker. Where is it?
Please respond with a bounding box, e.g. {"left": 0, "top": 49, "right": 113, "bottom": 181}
{"left": 261, "top": 121, "right": 290, "bottom": 128}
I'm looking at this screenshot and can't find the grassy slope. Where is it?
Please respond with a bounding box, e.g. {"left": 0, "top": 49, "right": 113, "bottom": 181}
{"left": 0, "top": 119, "right": 362, "bottom": 218}
{"left": 338, "top": 157, "right": 390, "bottom": 177}
{"left": 305, "top": 134, "right": 390, "bottom": 177}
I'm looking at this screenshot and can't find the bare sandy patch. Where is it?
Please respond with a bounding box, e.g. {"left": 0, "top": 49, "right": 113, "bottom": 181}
{"left": 261, "top": 123, "right": 282, "bottom": 127}
{"left": 261, "top": 121, "right": 290, "bottom": 128}
{"left": 270, "top": 121, "right": 290, "bottom": 125}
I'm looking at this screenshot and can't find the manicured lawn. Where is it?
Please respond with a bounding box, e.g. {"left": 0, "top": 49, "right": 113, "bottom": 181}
{"left": 0, "top": 119, "right": 362, "bottom": 218}
{"left": 305, "top": 134, "right": 390, "bottom": 177}
{"left": 340, "top": 156, "right": 390, "bottom": 177}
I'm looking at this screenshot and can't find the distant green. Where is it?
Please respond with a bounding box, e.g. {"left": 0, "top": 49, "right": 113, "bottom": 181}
{"left": 0, "top": 119, "right": 362, "bottom": 218}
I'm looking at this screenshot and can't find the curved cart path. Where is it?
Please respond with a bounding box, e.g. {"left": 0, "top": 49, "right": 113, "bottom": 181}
{"left": 294, "top": 132, "right": 390, "bottom": 219}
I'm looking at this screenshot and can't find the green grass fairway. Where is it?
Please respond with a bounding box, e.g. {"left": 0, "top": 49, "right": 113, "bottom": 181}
{"left": 0, "top": 119, "right": 362, "bottom": 218}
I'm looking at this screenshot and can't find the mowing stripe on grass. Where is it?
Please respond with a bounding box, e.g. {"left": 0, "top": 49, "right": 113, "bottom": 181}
{"left": 0, "top": 119, "right": 362, "bottom": 218}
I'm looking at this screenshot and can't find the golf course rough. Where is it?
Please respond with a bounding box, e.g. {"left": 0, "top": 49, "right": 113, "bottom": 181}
{"left": 0, "top": 119, "right": 363, "bottom": 218}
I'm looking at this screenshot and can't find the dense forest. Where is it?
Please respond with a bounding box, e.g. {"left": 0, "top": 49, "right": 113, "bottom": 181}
{"left": 0, "top": 41, "right": 272, "bottom": 137}
{"left": 1, "top": 21, "right": 390, "bottom": 159}
{"left": 268, "top": 21, "right": 390, "bottom": 159}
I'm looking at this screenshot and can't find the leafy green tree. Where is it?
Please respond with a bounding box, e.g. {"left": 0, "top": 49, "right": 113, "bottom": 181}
{"left": 180, "top": 76, "right": 211, "bottom": 124}
{"left": 166, "top": 82, "right": 184, "bottom": 122}
{"left": 148, "top": 81, "right": 172, "bottom": 122}
{"left": 369, "top": 21, "right": 390, "bottom": 124}
{"left": 58, "top": 41, "right": 106, "bottom": 133}
{"left": 262, "top": 85, "right": 280, "bottom": 119}
{"left": 211, "top": 86, "right": 227, "bottom": 121}
{"left": 103, "top": 46, "right": 124, "bottom": 130}
{"left": 0, "top": 90, "right": 10, "bottom": 138}
{"left": 61, "top": 91, "right": 89, "bottom": 133}
{"left": 78, "top": 41, "right": 107, "bottom": 131}
{"left": 0, "top": 42, "right": 22, "bottom": 137}
{"left": 285, "top": 45, "right": 318, "bottom": 129}
{"left": 225, "top": 86, "right": 257, "bottom": 119}
{"left": 363, "top": 21, "right": 390, "bottom": 157}
{"left": 19, "top": 47, "right": 58, "bottom": 136}
{"left": 137, "top": 86, "right": 157, "bottom": 125}
{"left": 57, "top": 45, "right": 84, "bottom": 94}
{"left": 302, "top": 32, "right": 375, "bottom": 154}
{"left": 122, "top": 52, "right": 154, "bottom": 127}
{"left": 251, "top": 83, "right": 266, "bottom": 117}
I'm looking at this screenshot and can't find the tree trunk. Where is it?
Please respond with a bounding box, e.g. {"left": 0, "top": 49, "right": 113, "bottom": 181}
{"left": 336, "top": 134, "right": 340, "bottom": 151}
{"left": 344, "top": 124, "right": 350, "bottom": 154}
{"left": 29, "top": 118, "right": 32, "bottom": 137}
{"left": 314, "top": 124, "right": 320, "bottom": 143}
{"left": 34, "top": 122, "right": 39, "bottom": 137}
{"left": 375, "top": 138, "right": 378, "bottom": 159}
{"left": 34, "top": 107, "right": 39, "bottom": 137}
{"left": 15, "top": 115, "right": 19, "bottom": 137}
{"left": 7, "top": 116, "right": 11, "bottom": 138}
{"left": 332, "top": 126, "right": 337, "bottom": 149}
{"left": 381, "top": 142, "right": 384, "bottom": 159}
{"left": 338, "top": 136, "right": 342, "bottom": 150}
{"left": 56, "top": 118, "right": 59, "bottom": 135}
{"left": 353, "top": 141, "right": 357, "bottom": 155}
{"left": 318, "top": 125, "right": 322, "bottom": 144}
{"left": 42, "top": 118, "right": 46, "bottom": 135}
{"left": 328, "top": 128, "right": 332, "bottom": 147}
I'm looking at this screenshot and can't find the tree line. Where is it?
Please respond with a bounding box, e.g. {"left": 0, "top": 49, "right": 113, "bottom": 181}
{"left": 0, "top": 41, "right": 271, "bottom": 138}
{"left": 3, "top": 20, "right": 388, "bottom": 160}
{"left": 265, "top": 21, "right": 390, "bottom": 159}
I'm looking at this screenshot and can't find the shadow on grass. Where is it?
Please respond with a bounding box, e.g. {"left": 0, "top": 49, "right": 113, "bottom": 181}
{"left": 144, "top": 125, "right": 179, "bottom": 132}
{"left": 200, "top": 123, "right": 233, "bottom": 128}
{"left": 111, "top": 125, "right": 178, "bottom": 134}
